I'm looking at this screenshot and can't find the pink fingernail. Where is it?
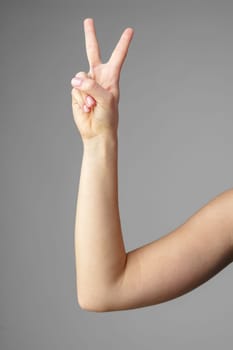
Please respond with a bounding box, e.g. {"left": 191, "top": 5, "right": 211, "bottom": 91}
{"left": 86, "top": 95, "right": 96, "bottom": 107}
{"left": 83, "top": 104, "right": 90, "bottom": 113}
{"left": 71, "top": 77, "right": 82, "bottom": 87}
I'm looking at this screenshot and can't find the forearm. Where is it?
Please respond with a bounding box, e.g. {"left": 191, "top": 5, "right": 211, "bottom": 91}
{"left": 74, "top": 134, "right": 126, "bottom": 310}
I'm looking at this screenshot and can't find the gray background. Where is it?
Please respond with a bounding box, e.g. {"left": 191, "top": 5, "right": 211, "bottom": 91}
{"left": 1, "top": 0, "right": 233, "bottom": 349}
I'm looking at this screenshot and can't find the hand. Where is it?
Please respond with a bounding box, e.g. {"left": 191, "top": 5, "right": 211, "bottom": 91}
{"left": 71, "top": 18, "right": 134, "bottom": 142}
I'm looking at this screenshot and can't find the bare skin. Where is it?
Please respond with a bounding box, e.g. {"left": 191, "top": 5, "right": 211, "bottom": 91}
{"left": 71, "top": 18, "right": 233, "bottom": 312}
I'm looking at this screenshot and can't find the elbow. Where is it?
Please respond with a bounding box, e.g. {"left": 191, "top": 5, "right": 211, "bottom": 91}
{"left": 78, "top": 300, "right": 109, "bottom": 313}
{"left": 76, "top": 273, "right": 125, "bottom": 312}
{"left": 77, "top": 292, "right": 111, "bottom": 313}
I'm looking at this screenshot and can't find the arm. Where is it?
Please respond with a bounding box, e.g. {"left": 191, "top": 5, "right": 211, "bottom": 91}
{"left": 71, "top": 18, "right": 134, "bottom": 311}
{"left": 76, "top": 132, "right": 233, "bottom": 312}
{"left": 77, "top": 140, "right": 233, "bottom": 312}
{"left": 71, "top": 19, "right": 233, "bottom": 312}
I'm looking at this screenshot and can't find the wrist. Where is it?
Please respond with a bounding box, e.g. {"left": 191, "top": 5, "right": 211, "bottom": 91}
{"left": 82, "top": 132, "right": 118, "bottom": 157}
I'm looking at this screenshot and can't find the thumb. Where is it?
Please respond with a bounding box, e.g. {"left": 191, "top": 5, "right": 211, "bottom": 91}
{"left": 71, "top": 72, "right": 113, "bottom": 107}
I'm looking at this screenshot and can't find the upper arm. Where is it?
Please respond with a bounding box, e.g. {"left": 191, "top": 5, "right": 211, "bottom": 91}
{"left": 104, "top": 189, "right": 233, "bottom": 312}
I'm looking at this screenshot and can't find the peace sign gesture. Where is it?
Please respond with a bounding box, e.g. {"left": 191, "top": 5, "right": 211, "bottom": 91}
{"left": 71, "top": 18, "right": 134, "bottom": 142}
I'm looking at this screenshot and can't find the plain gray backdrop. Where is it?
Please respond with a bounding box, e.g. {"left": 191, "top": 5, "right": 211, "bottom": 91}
{"left": 1, "top": 0, "right": 233, "bottom": 349}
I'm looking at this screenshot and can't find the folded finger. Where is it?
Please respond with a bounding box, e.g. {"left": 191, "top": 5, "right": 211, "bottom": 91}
{"left": 71, "top": 87, "right": 84, "bottom": 110}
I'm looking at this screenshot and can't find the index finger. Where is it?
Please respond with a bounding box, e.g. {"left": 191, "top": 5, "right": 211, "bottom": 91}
{"left": 108, "top": 27, "right": 134, "bottom": 74}
{"left": 84, "top": 18, "right": 102, "bottom": 72}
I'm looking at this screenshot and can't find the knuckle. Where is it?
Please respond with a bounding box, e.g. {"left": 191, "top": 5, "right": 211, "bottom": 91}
{"left": 75, "top": 71, "right": 87, "bottom": 78}
{"left": 85, "top": 78, "right": 95, "bottom": 90}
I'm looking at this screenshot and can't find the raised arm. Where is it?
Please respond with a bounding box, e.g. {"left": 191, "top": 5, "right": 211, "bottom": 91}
{"left": 71, "top": 18, "right": 233, "bottom": 312}
{"left": 71, "top": 18, "right": 134, "bottom": 311}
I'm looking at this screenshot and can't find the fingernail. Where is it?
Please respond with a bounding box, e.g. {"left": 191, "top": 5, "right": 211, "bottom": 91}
{"left": 71, "top": 77, "right": 83, "bottom": 87}
{"left": 86, "top": 95, "right": 96, "bottom": 107}
{"left": 83, "top": 104, "right": 90, "bottom": 113}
